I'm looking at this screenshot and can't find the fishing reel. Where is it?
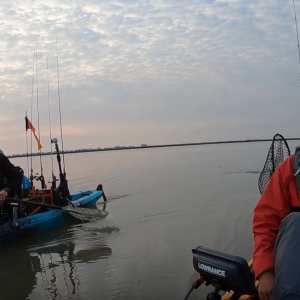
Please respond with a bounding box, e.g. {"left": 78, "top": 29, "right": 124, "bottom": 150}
{"left": 183, "top": 246, "right": 258, "bottom": 300}
{"left": 30, "top": 172, "right": 40, "bottom": 181}
{"left": 35, "top": 174, "right": 44, "bottom": 182}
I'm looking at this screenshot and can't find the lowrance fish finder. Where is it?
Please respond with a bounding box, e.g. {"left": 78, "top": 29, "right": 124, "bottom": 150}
{"left": 183, "top": 246, "right": 258, "bottom": 300}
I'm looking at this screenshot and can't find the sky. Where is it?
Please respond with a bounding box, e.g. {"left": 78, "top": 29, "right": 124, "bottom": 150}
{"left": 1, "top": 0, "right": 300, "bottom": 155}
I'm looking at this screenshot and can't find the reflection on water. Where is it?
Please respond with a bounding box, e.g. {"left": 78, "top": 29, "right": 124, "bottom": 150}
{"left": 0, "top": 247, "right": 37, "bottom": 300}
{"left": 0, "top": 212, "right": 119, "bottom": 300}
{"left": 29, "top": 240, "right": 112, "bottom": 300}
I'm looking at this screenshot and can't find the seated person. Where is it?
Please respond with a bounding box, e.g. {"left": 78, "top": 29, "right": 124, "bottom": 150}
{"left": 0, "top": 149, "right": 23, "bottom": 201}
{"left": 253, "top": 153, "right": 300, "bottom": 300}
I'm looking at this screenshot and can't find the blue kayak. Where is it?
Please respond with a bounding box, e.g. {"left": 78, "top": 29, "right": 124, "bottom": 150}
{"left": 0, "top": 188, "right": 104, "bottom": 238}
{"left": 0, "top": 139, "right": 108, "bottom": 243}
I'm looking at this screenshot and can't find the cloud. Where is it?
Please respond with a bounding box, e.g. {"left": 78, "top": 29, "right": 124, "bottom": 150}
{"left": 0, "top": 0, "right": 300, "bottom": 155}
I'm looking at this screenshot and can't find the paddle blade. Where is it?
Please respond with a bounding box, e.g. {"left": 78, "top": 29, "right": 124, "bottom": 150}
{"left": 64, "top": 206, "right": 109, "bottom": 222}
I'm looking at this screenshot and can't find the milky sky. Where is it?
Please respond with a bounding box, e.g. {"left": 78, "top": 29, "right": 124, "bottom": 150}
{"left": 1, "top": 0, "right": 300, "bottom": 155}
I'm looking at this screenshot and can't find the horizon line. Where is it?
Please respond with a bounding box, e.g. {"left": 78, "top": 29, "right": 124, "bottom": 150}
{"left": 7, "top": 137, "right": 300, "bottom": 159}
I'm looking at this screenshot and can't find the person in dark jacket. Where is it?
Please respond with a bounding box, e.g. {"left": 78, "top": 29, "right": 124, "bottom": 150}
{"left": 253, "top": 153, "right": 300, "bottom": 300}
{"left": 0, "top": 149, "right": 23, "bottom": 202}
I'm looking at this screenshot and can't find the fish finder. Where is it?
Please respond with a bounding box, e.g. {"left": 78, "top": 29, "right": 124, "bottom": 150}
{"left": 183, "top": 246, "right": 257, "bottom": 300}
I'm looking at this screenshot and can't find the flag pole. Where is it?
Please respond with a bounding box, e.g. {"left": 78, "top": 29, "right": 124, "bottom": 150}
{"left": 25, "top": 115, "right": 43, "bottom": 189}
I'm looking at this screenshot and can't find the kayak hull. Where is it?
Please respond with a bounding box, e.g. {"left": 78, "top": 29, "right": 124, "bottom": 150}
{"left": 0, "top": 189, "right": 103, "bottom": 239}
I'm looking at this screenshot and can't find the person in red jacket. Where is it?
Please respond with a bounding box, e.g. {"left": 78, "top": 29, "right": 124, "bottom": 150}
{"left": 253, "top": 152, "right": 300, "bottom": 300}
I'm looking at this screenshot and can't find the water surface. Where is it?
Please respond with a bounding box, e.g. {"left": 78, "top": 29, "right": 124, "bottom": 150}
{"left": 2, "top": 140, "right": 297, "bottom": 300}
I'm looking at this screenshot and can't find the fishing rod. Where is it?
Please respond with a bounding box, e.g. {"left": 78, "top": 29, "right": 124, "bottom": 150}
{"left": 28, "top": 45, "right": 36, "bottom": 189}
{"left": 35, "top": 41, "right": 46, "bottom": 189}
{"left": 25, "top": 39, "right": 66, "bottom": 195}
{"left": 55, "top": 36, "right": 66, "bottom": 176}
{"left": 24, "top": 43, "right": 48, "bottom": 191}
{"left": 44, "top": 42, "right": 56, "bottom": 189}
{"left": 52, "top": 137, "right": 71, "bottom": 203}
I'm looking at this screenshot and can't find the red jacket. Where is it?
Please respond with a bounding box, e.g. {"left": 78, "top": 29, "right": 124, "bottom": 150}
{"left": 253, "top": 154, "right": 300, "bottom": 279}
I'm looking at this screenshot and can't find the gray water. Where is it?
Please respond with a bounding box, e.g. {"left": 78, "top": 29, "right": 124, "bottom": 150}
{"left": 1, "top": 140, "right": 298, "bottom": 300}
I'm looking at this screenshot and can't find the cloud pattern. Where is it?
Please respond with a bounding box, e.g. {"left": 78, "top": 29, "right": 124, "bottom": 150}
{"left": 0, "top": 0, "right": 300, "bottom": 154}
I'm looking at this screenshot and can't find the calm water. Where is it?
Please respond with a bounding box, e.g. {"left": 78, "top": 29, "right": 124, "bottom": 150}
{"left": 1, "top": 140, "right": 298, "bottom": 300}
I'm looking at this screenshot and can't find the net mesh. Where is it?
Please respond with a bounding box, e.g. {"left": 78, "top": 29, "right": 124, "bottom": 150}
{"left": 258, "top": 133, "right": 291, "bottom": 195}
{"left": 65, "top": 206, "right": 109, "bottom": 222}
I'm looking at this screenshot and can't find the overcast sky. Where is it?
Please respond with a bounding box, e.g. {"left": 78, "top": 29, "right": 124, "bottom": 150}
{"left": 1, "top": 0, "right": 300, "bottom": 155}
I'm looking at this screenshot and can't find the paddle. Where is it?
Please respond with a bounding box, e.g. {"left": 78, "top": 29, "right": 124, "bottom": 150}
{"left": 5, "top": 198, "right": 109, "bottom": 221}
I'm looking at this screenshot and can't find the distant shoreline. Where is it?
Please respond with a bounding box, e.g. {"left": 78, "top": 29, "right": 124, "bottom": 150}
{"left": 7, "top": 137, "right": 300, "bottom": 159}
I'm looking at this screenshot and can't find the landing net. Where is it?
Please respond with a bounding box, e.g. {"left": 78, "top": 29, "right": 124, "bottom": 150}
{"left": 258, "top": 133, "right": 291, "bottom": 195}
{"left": 65, "top": 206, "right": 109, "bottom": 222}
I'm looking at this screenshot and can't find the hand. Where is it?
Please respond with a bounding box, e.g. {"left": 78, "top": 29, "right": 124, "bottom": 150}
{"left": 258, "top": 271, "right": 275, "bottom": 300}
{"left": 0, "top": 190, "right": 8, "bottom": 200}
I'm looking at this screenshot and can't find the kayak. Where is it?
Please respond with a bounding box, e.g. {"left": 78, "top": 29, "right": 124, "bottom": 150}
{"left": 0, "top": 135, "right": 110, "bottom": 247}
{"left": 0, "top": 187, "right": 104, "bottom": 239}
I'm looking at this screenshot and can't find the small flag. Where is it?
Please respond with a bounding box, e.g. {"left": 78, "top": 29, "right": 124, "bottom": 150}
{"left": 25, "top": 116, "right": 42, "bottom": 150}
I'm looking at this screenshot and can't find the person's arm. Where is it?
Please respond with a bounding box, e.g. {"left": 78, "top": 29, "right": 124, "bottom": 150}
{"left": 253, "top": 161, "right": 291, "bottom": 280}
{"left": 0, "top": 155, "right": 22, "bottom": 198}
